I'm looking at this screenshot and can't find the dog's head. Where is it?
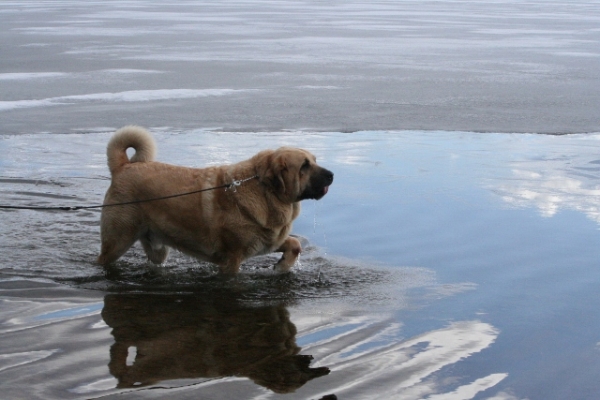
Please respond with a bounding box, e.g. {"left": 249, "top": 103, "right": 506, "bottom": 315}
{"left": 255, "top": 147, "right": 334, "bottom": 203}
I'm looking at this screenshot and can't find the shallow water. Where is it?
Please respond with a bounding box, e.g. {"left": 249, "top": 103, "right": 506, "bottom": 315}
{"left": 2, "top": 130, "right": 600, "bottom": 399}
{"left": 2, "top": 0, "right": 600, "bottom": 133}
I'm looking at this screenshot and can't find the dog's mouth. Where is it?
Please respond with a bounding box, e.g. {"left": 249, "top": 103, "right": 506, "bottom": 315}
{"left": 303, "top": 187, "right": 328, "bottom": 201}
{"left": 297, "top": 168, "right": 333, "bottom": 201}
{"left": 316, "top": 170, "right": 333, "bottom": 199}
{"left": 297, "top": 183, "right": 331, "bottom": 201}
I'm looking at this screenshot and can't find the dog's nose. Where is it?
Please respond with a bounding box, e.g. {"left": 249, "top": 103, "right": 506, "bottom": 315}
{"left": 324, "top": 170, "right": 334, "bottom": 185}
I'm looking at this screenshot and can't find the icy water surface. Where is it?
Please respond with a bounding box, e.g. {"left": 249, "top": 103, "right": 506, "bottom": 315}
{"left": 2, "top": 0, "right": 600, "bottom": 133}
{"left": 2, "top": 130, "right": 600, "bottom": 399}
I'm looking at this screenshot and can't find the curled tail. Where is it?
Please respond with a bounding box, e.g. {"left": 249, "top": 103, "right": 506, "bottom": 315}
{"left": 106, "top": 125, "right": 156, "bottom": 175}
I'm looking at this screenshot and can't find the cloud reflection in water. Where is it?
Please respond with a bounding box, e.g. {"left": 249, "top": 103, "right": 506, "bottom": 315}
{"left": 298, "top": 315, "right": 502, "bottom": 399}
{"left": 490, "top": 134, "right": 600, "bottom": 225}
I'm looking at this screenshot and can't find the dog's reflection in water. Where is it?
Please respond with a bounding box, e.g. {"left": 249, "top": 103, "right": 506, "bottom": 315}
{"left": 102, "top": 293, "right": 330, "bottom": 393}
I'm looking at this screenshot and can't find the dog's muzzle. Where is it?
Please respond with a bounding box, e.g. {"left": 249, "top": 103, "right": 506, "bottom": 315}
{"left": 299, "top": 168, "right": 334, "bottom": 201}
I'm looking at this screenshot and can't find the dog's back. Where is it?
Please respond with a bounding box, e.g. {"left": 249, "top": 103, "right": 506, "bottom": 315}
{"left": 106, "top": 126, "right": 156, "bottom": 175}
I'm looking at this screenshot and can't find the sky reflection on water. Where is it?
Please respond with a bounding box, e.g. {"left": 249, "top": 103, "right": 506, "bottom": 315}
{"left": 1, "top": 130, "right": 600, "bottom": 399}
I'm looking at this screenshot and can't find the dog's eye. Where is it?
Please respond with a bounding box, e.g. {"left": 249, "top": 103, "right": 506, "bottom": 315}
{"left": 301, "top": 159, "right": 310, "bottom": 170}
{"left": 299, "top": 159, "right": 310, "bottom": 176}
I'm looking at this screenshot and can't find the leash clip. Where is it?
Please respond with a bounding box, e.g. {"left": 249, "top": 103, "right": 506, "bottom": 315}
{"left": 226, "top": 175, "right": 258, "bottom": 193}
{"left": 226, "top": 180, "right": 242, "bottom": 192}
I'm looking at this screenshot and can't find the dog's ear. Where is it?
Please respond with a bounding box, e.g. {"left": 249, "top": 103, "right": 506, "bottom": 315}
{"left": 272, "top": 155, "right": 288, "bottom": 195}
{"left": 255, "top": 150, "right": 287, "bottom": 196}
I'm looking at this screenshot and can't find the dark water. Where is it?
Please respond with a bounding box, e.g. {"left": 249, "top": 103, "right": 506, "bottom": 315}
{"left": 2, "top": 130, "right": 600, "bottom": 399}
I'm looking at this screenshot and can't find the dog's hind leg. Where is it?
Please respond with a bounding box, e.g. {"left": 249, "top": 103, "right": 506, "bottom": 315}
{"left": 140, "top": 232, "right": 170, "bottom": 264}
{"left": 97, "top": 211, "right": 140, "bottom": 265}
{"left": 97, "top": 235, "right": 137, "bottom": 265}
{"left": 274, "top": 236, "right": 302, "bottom": 272}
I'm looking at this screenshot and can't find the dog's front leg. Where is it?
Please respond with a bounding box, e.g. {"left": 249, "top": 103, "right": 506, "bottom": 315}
{"left": 218, "top": 254, "right": 243, "bottom": 276}
{"left": 274, "top": 237, "right": 302, "bottom": 272}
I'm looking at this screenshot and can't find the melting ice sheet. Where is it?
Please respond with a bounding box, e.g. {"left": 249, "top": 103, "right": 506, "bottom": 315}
{"left": 2, "top": 130, "right": 600, "bottom": 399}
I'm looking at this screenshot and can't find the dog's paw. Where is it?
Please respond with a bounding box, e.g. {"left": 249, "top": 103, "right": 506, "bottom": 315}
{"left": 273, "top": 259, "right": 294, "bottom": 273}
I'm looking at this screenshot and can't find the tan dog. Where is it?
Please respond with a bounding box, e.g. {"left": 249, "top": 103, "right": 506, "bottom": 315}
{"left": 97, "top": 126, "right": 333, "bottom": 274}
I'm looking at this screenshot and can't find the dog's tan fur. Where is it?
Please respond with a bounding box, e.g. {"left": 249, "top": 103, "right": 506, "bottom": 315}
{"left": 98, "top": 126, "right": 333, "bottom": 274}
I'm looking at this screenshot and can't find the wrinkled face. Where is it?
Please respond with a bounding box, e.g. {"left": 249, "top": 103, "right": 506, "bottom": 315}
{"left": 258, "top": 147, "right": 334, "bottom": 202}
{"left": 295, "top": 152, "right": 334, "bottom": 201}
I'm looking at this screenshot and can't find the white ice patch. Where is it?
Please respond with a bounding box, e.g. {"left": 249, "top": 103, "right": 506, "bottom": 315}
{"left": 0, "top": 88, "right": 248, "bottom": 111}
{"left": 0, "top": 72, "right": 67, "bottom": 80}
{"left": 99, "top": 68, "right": 163, "bottom": 74}
{"left": 294, "top": 85, "right": 341, "bottom": 90}
{"left": 15, "top": 26, "right": 158, "bottom": 37}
